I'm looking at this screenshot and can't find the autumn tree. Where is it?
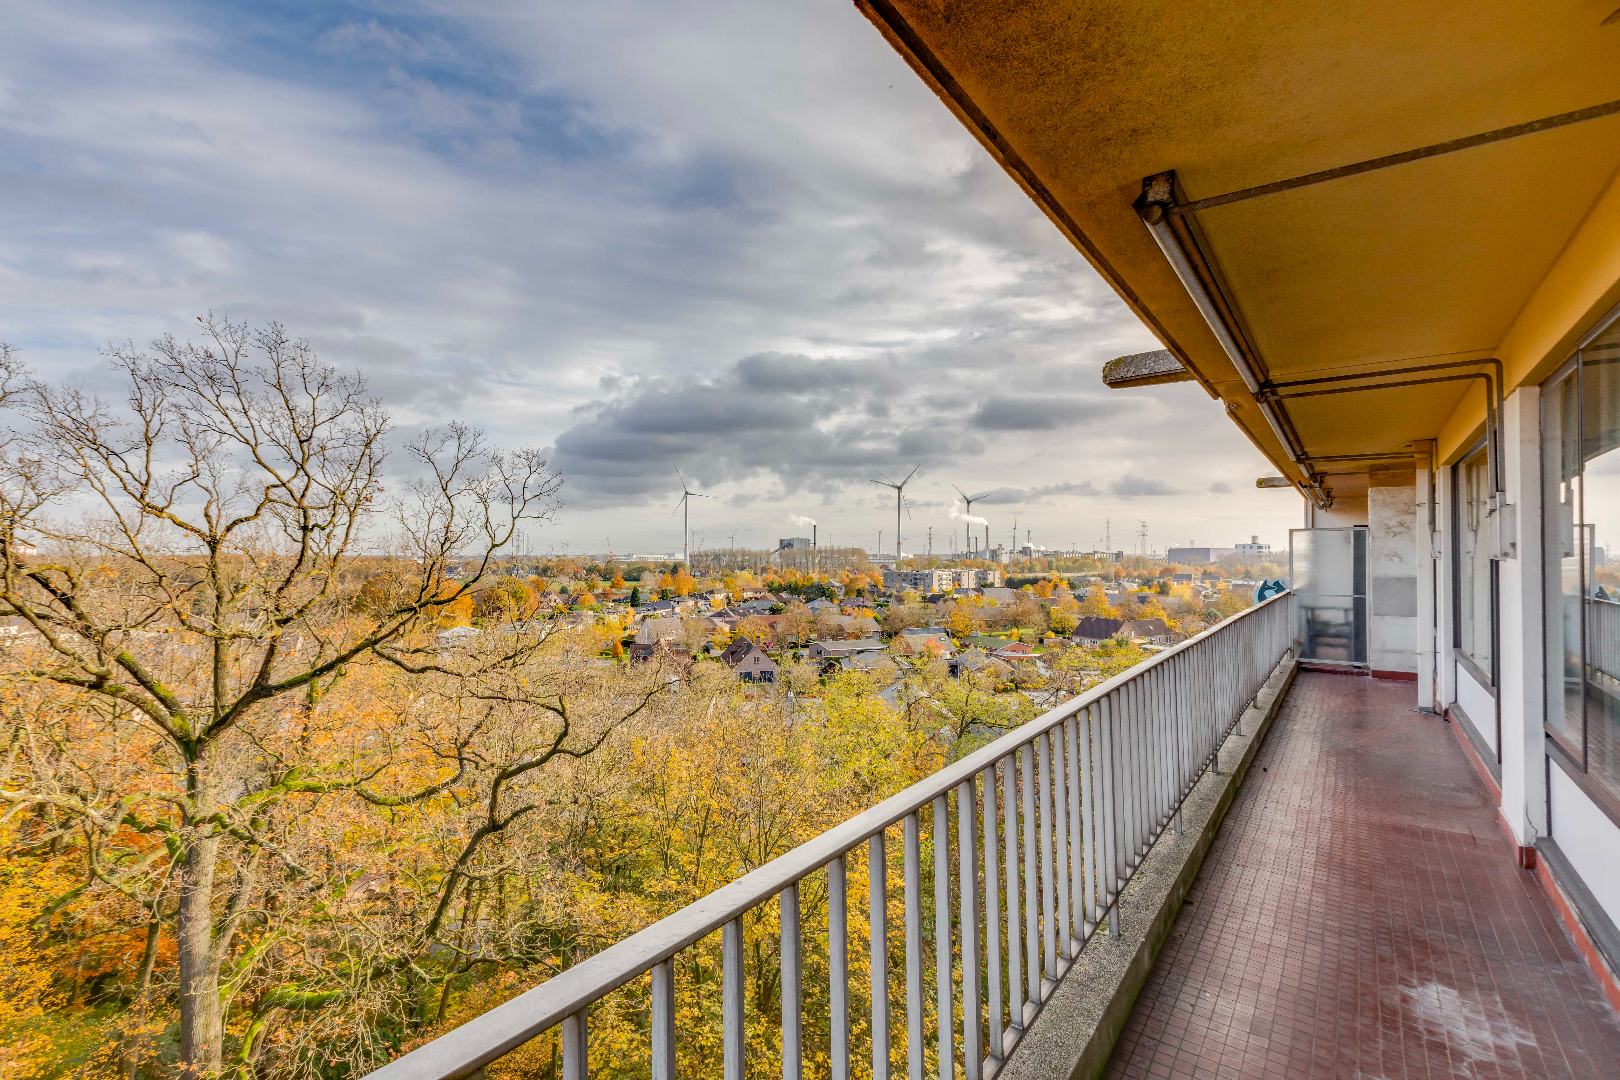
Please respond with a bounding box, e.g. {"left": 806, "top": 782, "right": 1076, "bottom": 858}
{"left": 0, "top": 321, "right": 665, "bottom": 1079}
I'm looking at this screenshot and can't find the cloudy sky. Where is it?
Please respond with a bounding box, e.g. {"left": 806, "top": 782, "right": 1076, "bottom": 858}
{"left": 0, "top": 0, "right": 1301, "bottom": 558}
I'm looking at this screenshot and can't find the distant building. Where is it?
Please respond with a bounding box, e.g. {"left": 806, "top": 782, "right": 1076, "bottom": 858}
{"left": 1166, "top": 546, "right": 1236, "bottom": 564}
{"left": 805, "top": 638, "right": 887, "bottom": 665}
{"left": 635, "top": 618, "right": 685, "bottom": 645}
{"left": 1233, "top": 535, "right": 1272, "bottom": 559}
{"left": 779, "top": 537, "right": 814, "bottom": 550}
{"left": 885, "top": 568, "right": 972, "bottom": 593}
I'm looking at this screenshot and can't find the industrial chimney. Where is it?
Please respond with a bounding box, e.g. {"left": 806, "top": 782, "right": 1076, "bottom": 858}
{"left": 812, "top": 523, "right": 818, "bottom": 572}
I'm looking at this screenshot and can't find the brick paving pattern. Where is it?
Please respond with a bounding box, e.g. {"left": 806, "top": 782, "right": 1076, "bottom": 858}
{"left": 1106, "top": 672, "right": 1620, "bottom": 1079}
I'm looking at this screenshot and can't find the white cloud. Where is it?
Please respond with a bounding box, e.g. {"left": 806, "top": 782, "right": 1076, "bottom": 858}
{"left": 0, "top": 0, "right": 1301, "bottom": 555}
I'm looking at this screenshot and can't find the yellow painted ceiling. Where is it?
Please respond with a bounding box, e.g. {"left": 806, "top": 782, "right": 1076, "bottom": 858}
{"left": 859, "top": 0, "right": 1620, "bottom": 478}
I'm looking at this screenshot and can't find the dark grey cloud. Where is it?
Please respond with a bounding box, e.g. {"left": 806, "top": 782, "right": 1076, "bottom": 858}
{"left": 550, "top": 351, "right": 984, "bottom": 506}
{"left": 976, "top": 481, "right": 1101, "bottom": 505}
{"left": 1110, "top": 474, "right": 1178, "bottom": 497}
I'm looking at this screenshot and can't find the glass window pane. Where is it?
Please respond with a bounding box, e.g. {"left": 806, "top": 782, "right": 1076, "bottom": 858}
{"left": 1582, "top": 320, "right": 1620, "bottom": 802}
{"left": 1455, "top": 446, "right": 1492, "bottom": 675}
{"left": 1544, "top": 367, "right": 1583, "bottom": 755}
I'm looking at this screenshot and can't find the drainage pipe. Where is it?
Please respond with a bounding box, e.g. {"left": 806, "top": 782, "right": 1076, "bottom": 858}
{"left": 1135, "top": 184, "right": 1329, "bottom": 507}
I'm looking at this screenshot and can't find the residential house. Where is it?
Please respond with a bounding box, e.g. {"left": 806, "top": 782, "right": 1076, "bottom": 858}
{"left": 826, "top": 613, "right": 881, "bottom": 638}
{"left": 1071, "top": 616, "right": 1174, "bottom": 646}
{"left": 628, "top": 638, "right": 689, "bottom": 665}
{"left": 895, "top": 626, "right": 955, "bottom": 657}
{"left": 948, "top": 649, "right": 1012, "bottom": 682}
{"left": 723, "top": 638, "right": 778, "bottom": 683}
{"left": 1071, "top": 617, "right": 1126, "bottom": 644}
{"left": 829, "top": 652, "right": 900, "bottom": 680}
{"left": 804, "top": 638, "right": 887, "bottom": 671}
{"left": 635, "top": 618, "right": 685, "bottom": 646}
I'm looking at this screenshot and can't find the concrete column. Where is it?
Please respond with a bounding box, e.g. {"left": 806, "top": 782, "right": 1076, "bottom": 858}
{"left": 1437, "top": 457, "right": 1457, "bottom": 711}
{"left": 1368, "top": 476, "right": 1418, "bottom": 678}
{"left": 1414, "top": 442, "right": 1437, "bottom": 710}
{"left": 1499, "top": 385, "right": 1548, "bottom": 850}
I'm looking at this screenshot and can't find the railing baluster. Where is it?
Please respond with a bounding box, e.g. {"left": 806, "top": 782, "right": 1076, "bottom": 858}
{"left": 1038, "top": 732, "right": 1056, "bottom": 981}
{"left": 561, "top": 1011, "right": 587, "bottom": 1080}
{"left": 933, "top": 795, "right": 953, "bottom": 1080}
{"left": 870, "top": 833, "right": 890, "bottom": 1080}
{"left": 982, "top": 765, "right": 1003, "bottom": 1065}
{"left": 1001, "top": 753, "right": 1024, "bottom": 1030}
{"left": 652, "top": 960, "right": 675, "bottom": 1080}
{"left": 782, "top": 887, "right": 801, "bottom": 1080}
{"left": 957, "top": 779, "right": 983, "bottom": 1080}
{"left": 1077, "top": 707, "right": 1097, "bottom": 929}
{"left": 1099, "top": 693, "right": 1121, "bottom": 935}
{"left": 1052, "top": 721, "right": 1071, "bottom": 959}
{"left": 1020, "top": 744, "right": 1039, "bottom": 1000}
{"left": 1117, "top": 684, "right": 1134, "bottom": 874}
{"left": 1172, "top": 655, "right": 1185, "bottom": 833}
{"left": 831, "top": 855, "right": 849, "bottom": 1080}
{"left": 1160, "top": 667, "right": 1172, "bottom": 827}
{"left": 904, "top": 813, "right": 923, "bottom": 1080}
{"left": 1134, "top": 679, "right": 1146, "bottom": 854}
{"left": 1065, "top": 714, "right": 1083, "bottom": 949}
{"left": 723, "top": 918, "right": 744, "bottom": 1080}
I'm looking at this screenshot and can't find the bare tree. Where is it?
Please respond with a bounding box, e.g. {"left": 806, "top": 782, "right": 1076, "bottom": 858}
{"left": 0, "top": 319, "right": 662, "bottom": 1078}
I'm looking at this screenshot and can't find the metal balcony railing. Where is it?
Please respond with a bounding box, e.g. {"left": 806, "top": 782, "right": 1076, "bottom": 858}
{"left": 366, "top": 591, "right": 1296, "bottom": 1080}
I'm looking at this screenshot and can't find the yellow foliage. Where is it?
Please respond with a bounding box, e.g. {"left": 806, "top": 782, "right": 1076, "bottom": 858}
{"left": 945, "top": 607, "right": 984, "bottom": 638}
{"left": 439, "top": 590, "right": 475, "bottom": 627}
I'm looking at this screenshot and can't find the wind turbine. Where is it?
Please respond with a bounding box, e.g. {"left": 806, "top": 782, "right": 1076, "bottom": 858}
{"left": 672, "top": 466, "right": 711, "bottom": 566}
{"left": 954, "top": 484, "right": 993, "bottom": 556}
{"left": 871, "top": 465, "right": 920, "bottom": 561}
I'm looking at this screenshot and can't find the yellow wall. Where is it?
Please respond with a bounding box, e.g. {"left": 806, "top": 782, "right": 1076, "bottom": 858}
{"left": 1437, "top": 164, "right": 1620, "bottom": 464}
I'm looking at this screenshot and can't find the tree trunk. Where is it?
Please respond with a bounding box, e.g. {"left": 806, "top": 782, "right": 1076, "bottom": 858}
{"left": 176, "top": 831, "right": 224, "bottom": 1078}
{"left": 122, "top": 914, "right": 164, "bottom": 1080}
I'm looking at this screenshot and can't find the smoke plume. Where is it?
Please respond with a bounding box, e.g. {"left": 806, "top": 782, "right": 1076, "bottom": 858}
{"left": 789, "top": 514, "right": 817, "bottom": 528}
{"left": 949, "top": 506, "right": 989, "bottom": 527}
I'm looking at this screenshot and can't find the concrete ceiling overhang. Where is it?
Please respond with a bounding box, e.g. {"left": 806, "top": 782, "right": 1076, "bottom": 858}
{"left": 856, "top": 0, "right": 1620, "bottom": 497}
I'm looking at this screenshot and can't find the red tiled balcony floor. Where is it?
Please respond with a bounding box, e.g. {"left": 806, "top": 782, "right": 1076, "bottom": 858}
{"left": 1106, "top": 672, "right": 1620, "bottom": 1079}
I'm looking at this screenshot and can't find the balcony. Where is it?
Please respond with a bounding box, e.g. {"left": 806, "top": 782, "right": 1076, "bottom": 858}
{"left": 362, "top": 595, "right": 1620, "bottom": 1080}
{"left": 1106, "top": 672, "right": 1620, "bottom": 1080}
